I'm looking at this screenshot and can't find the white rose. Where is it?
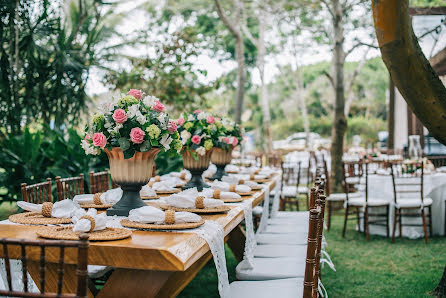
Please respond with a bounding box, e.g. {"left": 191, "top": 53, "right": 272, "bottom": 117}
{"left": 157, "top": 113, "right": 168, "bottom": 129}
{"left": 196, "top": 146, "right": 206, "bottom": 156}
{"left": 160, "top": 134, "right": 173, "bottom": 150}
{"left": 181, "top": 131, "right": 191, "bottom": 145}
{"left": 187, "top": 114, "right": 195, "bottom": 121}
{"left": 197, "top": 112, "right": 206, "bottom": 120}
{"left": 142, "top": 95, "right": 155, "bottom": 108}
{"left": 136, "top": 112, "right": 147, "bottom": 125}
{"left": 113, "top": 123, "right": 123, "bottom": 133}
{"left": 127, "top": 104, "right": 140, "bottom": 118}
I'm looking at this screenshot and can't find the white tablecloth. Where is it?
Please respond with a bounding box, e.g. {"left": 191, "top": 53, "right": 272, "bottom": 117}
{"left": 364, "top": 173, "right": 446, "bottom": 238}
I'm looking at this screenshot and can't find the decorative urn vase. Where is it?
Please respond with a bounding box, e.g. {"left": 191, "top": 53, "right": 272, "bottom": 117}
{"left": 105, "top": 147, "right": 160, "bottom": 216}
{"left": 182, "top": 148, "right": 213, "bottom": 191}
{"left": 208, "top": 148, "right": 233, "bottom": 181}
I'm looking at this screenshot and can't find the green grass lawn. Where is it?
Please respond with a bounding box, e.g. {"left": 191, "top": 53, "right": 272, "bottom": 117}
{"left": 0, "top": 201, "right": 17, "bottom": 220}
{"left": 179, "top": 214, "right": 446, "bottom": 297}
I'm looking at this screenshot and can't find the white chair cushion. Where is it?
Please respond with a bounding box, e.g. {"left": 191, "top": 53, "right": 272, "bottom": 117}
{"left": 264, "top": 224, "right": 308, "bottom": 234}
{"left": 297, "top": 186, "right": 309, "bottom": 194}
{"left": 268, "top": 213, "right": 309, "bottom": 226}
{"left": 348, "top": 197, "right": 389, "bottom": 207}
{"left": 230, "top": 278, "right": 303, "bottom": 298}
{"left": 345, "top": 177, "right": 360, "bottom": 184}
{"left": 254, "top": 244, "right": 307, "bottom": 258}
{"left": 256, "top": 232, "right": 307, "bottom": 245}
{"left": 328, "top": 192, "right": 361, "bottom": 201}
{"left": 282, "top": 186, "right": 297, "bottom": 197}
{"left": 236, "top": 257, "right": 306, "bottom": 280}
{"left": 273, "top": 211, "right": 308, "bottom": 219}
{"left": 396, "top": 197, "right": 433, "bottom": 208}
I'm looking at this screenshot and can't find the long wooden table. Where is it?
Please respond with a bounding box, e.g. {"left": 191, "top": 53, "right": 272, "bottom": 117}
{"left": 0, "top": 179, "right": 276, "bottom": 298}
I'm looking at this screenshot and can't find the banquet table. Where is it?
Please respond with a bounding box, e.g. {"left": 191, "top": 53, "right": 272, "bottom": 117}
{"left": 365, "top": 172, "right": 446, "bottom": 238}
{"left": 0, "top": 178, "right": 276, "bottom": 298}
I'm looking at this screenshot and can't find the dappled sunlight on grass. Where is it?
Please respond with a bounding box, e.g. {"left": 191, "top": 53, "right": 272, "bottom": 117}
{"left": 0, "top": 202, "right": 17, "bottom": 221}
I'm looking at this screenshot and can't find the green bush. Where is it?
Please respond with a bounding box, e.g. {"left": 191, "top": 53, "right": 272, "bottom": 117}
{"left": 346, "top": 116, "right": 386, "bottom": 145}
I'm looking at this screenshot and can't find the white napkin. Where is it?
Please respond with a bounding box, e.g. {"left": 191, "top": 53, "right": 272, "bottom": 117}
{"left": 17, "top": 199, "right": 80, "bottom": 218}
{"left": 73, "top": 187, "right": 122, "bottom": 205}
{"left": 169, "top": 170, "right": 191, "bottom": 180}
{"left": 159, "top": 175, "right": 185, "bottom": 186}
{"left": 376, "top": 168, "right": 391, "bottom": 175}
{"left": 223, "top": 175, "right": 262, "bottom": 187}
{"left": 225, "top": 164, "right": 239, "bottom": 172}
{"left": 203, "top": 164, "right": 217, "bottom": 178}
{"left": 128, "top": 206, "right": 202, "bottom": 224}
{"left": 151, "top": 181, "right": 177, "bottom": 191}
{"left": 72, "top": 209, "right": 107, "bottom": 232}
{"left": 140, "top": 185, "right": 157, "bottom": 197}
{"left": 165, "top": 188, "right": 224, "bottom": 209}
{"left": 211, "top": 181, "right": 251, "bottom": 193}
{"left": 201, "top": 188, "right": 242, "bottom": 201}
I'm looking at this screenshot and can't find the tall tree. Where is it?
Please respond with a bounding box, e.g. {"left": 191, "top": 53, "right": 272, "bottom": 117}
{"left": 214, "top": 0, "right": 246, "bottom": 123}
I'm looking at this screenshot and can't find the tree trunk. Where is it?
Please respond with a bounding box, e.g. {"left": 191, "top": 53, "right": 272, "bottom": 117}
{"left": 430, "top": 265, "right": 446, "bottom": 297}
{"left": 257, "top": 8, "right": 272, "bottom": 153}
{"left": 388, "top": 77, "right": 395, "bottom": 151}
{"left": 330, "top": 0, "right": 346, "bottom": 193}
{"left": 233, "top": 0, "right": 245, "bottom": 124}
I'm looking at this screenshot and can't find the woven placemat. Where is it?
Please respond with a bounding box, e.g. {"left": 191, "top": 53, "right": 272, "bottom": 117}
{"left": 237, "top": 191, "right": 256, "bottom": 196}
{"left": 159, "top": 204, "right": 231, "bottom": 214}
{"left": 9, "top": 212, "right": 72, "bottom": 225}
{"left": 254, "top": 178, "right": 271, "bottom": 183}
{"left": 155, "top": 189, "right": 181, "bottom": 195}
{"left": 120, "top": 219, "right": 205, "bottom": 230}
{"left": 36, "top": 227, "right": 132, "bottom": 241}
{"left": 219, "top": 197, "right": 244, "bottom": 203}
{"left": 79, "top": 203, "right": 113, "bottom": 209}
{"left": 141, "top": 195, "right": 160, "bottom": 200}
{"left": 226, "top": 170, "right": 239, "bottom": 174}
{"left": 249, "top": 185, "right": 263, "bottom": 190}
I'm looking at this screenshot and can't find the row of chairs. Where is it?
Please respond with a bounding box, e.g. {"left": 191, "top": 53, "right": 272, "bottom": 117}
{"left": 20, "top": 171, "right": 114, "bottom": 204}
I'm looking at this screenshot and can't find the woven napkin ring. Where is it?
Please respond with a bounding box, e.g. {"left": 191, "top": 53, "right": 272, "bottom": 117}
{"left": 239, "top": 179, "right": 245, "bottom": 184}
{"left": 164, "top": 210, "right": 175, "bottom": 224}
{"left": 249, "top": 174, "right": 255, "bottom": 180}
{"left": 148, "top": 181, "right": 155, "bottom": 187}
{"left": 93, "top": 193, "right": 103, "bottom": 205}
{"left": 195, "top": 196, "right": 205, "bottom": 209}
{"left": 155, "top": 176, "right": 161, "bottom": 182}
{"left": 213, "top": 189, "right": 221, "bottom": 199}
{"left": 180, "top": 172, "right": 186, "bottom": 180}
{"left": 255, "top": 169, "right": 261, "bottom": 174}
{"left": 229, "top": 184, "right": 236, "bottom": 192}
{"left": 80, "top": 215, "right": 95, "bottom": 232}
{"left": 41, "top": 202, "right": 53, "bottom": 218}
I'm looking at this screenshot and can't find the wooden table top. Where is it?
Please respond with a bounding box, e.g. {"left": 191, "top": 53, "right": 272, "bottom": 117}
{"left": 0, "top": 178, "right": 277, "bottom": 272}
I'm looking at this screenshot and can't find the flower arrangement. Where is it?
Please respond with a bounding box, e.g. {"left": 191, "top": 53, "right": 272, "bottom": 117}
{"left": 212, "top": 117, "right": 243, "bottom": 151}
{"left": 176, "top": 110, "right": 218, "bottom": 158}
{"left": 82, "top": 89, "right": 182, "bottom": 159}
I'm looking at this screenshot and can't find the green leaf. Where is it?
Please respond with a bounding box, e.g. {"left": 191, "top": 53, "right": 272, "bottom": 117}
{"left": 123, "top": 148, "right": 135, "bottom": 159}
{"left": 118, "top": 137, "right": 130, "bottom": 151}
{"left": 140, "top": 140, "right": 152, "bottom": 152}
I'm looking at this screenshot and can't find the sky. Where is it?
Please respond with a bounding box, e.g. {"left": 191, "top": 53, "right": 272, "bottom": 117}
{"left": 86, "top": 1, "right": 445, "bottom": 97}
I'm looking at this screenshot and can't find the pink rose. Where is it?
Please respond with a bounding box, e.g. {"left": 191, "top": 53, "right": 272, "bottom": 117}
{"left": 113, "top": 109, "right": 127, "bottom": 123}
{"left": 92, "top": 133, "right": 107, "bottom": 148}
{"left": 191, "top": 135, "right": 202, "bottom": 145}
{"left": 151, "top": 100, "right": 165, "bottom": 112}
{"left": 128, "top": 89, "right": 142, "bottom": 100}
{"left": 193, "top": 109, "right": 202, "bottom": 114}
{"left": 206, "top": 116, "right": 215, "bottom": 124}
{"left": 168, "top": 120, "right": 178, "bottom": 133}
{"left": 232, "top": 137, "right": 238, "bottom": 146}
{"left": 130, "top": 127, "right": 145, "bottom": 144}
{"left": 176, "top": 117, "right": 185, "bottom": 126}
{"left": 222, "top": 137, "right": 231, "bottom": 144}
{"left": 84, "top": 134, "right": 91, "bottom": 141}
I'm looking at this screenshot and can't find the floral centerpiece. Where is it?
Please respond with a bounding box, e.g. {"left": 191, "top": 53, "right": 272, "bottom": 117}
{"left": 176, "top": 110, "right": 217, "bottom": 190}
{"left": 208, "top": 117, "right": 243, "bottom": 180}
{"left": 82, "top": 89, "right": 182, "bottom": 216}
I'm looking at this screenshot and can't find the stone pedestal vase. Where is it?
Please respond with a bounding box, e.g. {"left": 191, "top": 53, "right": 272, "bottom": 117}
{"left": 209, "top": 148, "right": 233, "bottom": 181}
{"left": 182, "top": 149, "right": 213, "bottom": 191}
{"left": 105, "top": 147, "right": 160, "bottom": 216}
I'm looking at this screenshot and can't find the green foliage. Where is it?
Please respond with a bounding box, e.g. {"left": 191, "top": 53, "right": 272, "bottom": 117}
{"left": 155, "top": 151, "right": 183, "bottom": 176}
{"left": 0, "top": 128, "right": 108, "bottom": 202}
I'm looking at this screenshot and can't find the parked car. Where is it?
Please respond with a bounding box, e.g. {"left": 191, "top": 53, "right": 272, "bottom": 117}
{"left": 273, "top": 132, "right": 330, "bottom": 151}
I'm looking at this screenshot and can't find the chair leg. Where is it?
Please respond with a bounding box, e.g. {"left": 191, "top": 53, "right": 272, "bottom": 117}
{"left": 399, "top": 210, "right": 402, "bottom": 238}
{"left": 356, "top": 207, "right": 361, "bottom": 233}
{"left": 386, "top": 205, "right": 390, "bottom": 238}
{"left": 421, "top": 208, "right": 429, "bottom": 244}
{"left": 428, "top": 206, "right": 432, "bottom": 237}
{"left": 296, "top": 196, "right": 300, "bottom": 211}
{"left": 365, "top": 206, "right": 369, "bottom": 241}
{"left": 392, "top": 208, "right": 398, "bottom": 243}
{"left": 327, "top": 201, "right": 332, "bottom": 231}
{"left": 342, "top": 205, "right": 349, "bottom": 237}
{"left": 305, "top": 192, "right": 309, "bottom": 210}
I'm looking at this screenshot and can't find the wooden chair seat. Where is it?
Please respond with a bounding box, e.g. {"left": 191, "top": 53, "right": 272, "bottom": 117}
{"left": 395, "top": 197, "right": 432, "bottom": 208}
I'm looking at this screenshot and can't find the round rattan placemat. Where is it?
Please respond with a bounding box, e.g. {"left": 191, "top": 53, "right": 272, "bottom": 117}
{"left": 79, "top": 204, "right": 113, "bottom": 209}
{"left": 249, "top": 185, "right": 263, "bottom": 190}
{"left": 141, "top": 195, "right": 160, "bottom": 200}
{"left": 120, "top": 219, "right": 205, "bottom": 230}
{"left": 254, "top": 178, "right": 271, "bottom": 183}
{"left": 237, "top": 191, "right": 256, "bottom": 196}
{"left": 159, "top": 204, "right": 231, "bottom": 214}
{"left": 155, "top": 189, "right": 181, "bottom": 195}
{"left": 9, "top": 212, "right": 72, "bottom": 225}
{"left": 36, "top": 227, "right": 132, "bottom": 241}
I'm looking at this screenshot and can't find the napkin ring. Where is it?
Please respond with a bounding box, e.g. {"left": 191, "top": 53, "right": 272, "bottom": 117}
{"left": 148, "top": 181, "right": 155, "bottom": 187}
{"left": 155, "top": 176, "right": 161, "bottom": 182}
{"left": 249, "top": 174, "right": 255, "bottom": 180}
{"left": 255, "top": 169, "right": 261, "bottom": 174}
{"left": 41, "top": 202, "right": 53, "bottom": 218}
{"left": 229, "top": 184, "right": 236, "bottom": 192}
{"left": 195, "top": 196, "right": 205, "bottom": 209}
{"left": 213, "top": 189, "right": 221, "bottom": 199}
{"left": 180, "top": 172, "right": 186, "bottom": 180}
{"left": 164, "top": 210, "right": 175, "bottom": 224}
{"left": 93, "top": 193, "right": 103, "bottom": 205}
{"left": 239, "top": 179, "right": 245, "bottom": 184}
{"left": 80, "top": 215, "right": 95, "bottom": 232}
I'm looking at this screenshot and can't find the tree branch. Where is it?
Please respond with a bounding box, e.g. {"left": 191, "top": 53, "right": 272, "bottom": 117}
{"left": 320, "top": 0, "right": 334, "bottom": 19}
{"left": 214, "top": 0, "right": 241, "bottom": 40}
{"left": 241, "top": 24, "right": 259, "bottom": 48}
{"left": 345, "top": 48, "right": 370, "bottom": 115}
{"left": 344, "top": 40, "right": 378, "bottom": 59}
{"left": 323, "top": 70, "right": 335, "bottom": 88}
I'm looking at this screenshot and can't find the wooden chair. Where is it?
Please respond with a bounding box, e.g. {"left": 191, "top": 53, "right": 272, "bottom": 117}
{"left": 279, "top": 161, "right": 302, "bottom": 211}
{"left": 89, "top": 171, "right": 111, "bottom": 194}
{"left": 0, "top": 234, "right": 89, "bottom": 297}
{"left": 56, "top": 174, "right": 85, "bottom": 201}
{"left": 298, "top": 157, "right": 314, "bottom": 210}
{"left": 21, "top": 179, "right": 52, "bottom": 204}
{"left": 390, "top": 161, "right": 432, "bottom": 243}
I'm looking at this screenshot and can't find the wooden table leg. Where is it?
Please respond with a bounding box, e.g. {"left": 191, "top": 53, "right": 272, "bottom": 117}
{"left": 226, "top": 224, "right": 246, "bottom": 262}
{"left": 27, "top": 261, "right": 95, "bottom": 298}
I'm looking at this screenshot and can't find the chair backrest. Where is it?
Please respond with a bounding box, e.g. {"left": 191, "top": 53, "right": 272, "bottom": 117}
{"left": 314, "top": 190, "right": 326, "bottom": 296}
{"left": 56, "top": 175, "right": 85, "bottom": 201}
{"left": 89, "top": 171, "right": 111, "bottom": 194}
{"left": 0, "top": 234, "right": 89, "bottom": 298}
{"left": 390, "top": 161, "right": 424, "bottom": 203}
{"left": 281, "top": 161, "right": 301, "bottom": 188}
{"left": 21, "top": 179, "right": 52, "bottom": 204}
